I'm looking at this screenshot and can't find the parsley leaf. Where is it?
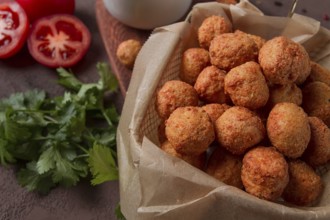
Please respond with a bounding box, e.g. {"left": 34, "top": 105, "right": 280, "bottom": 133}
{"left": 88, "top": 143, "right": 118, "bottom": 185}
{"left": 57, "top": 68, "right": 83, "bottom": 92}
{"left": 17, "top": 161, "right": 56, "bottom": 194}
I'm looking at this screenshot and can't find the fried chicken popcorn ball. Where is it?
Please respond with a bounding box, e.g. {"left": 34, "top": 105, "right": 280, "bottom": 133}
{"left": 302, "top": 117, "right": 330, "bottom": 167}
{"left": 225, "top": 61, "right": 269, "bottom": 109}
{"left": 306, "top": 61, "right": 330, "bottom": 86}
{"left": 180, "top": 48, "right": 210, "bottom": 85}
{"left": 116, "top": 39, "right": 142, "bottom": 68}
{"left": 268, "top": 83, "right": 303, "bottom": 107}
{"left": 165, "top": 106, "right": 215, "bottom": 155}
{"left": 282, "top": 160, "right": 323, "bottom": 206}
{"left": 198, "top": 15, "right": 232, "bottom": 49}
{"left": 209, "top": 33, "right": 258, "bottom": 71}
{"left": 215, "top": 106, "right": 266, "bottom": 155}
{"left": 206, "top": 146, "right": 243, "bottom": 188}
{"left": 156, "top": 80, "right": 199, "bottom": 119}
{"left": 194, "top": 65, "right": 227, "bottom": 104}
{"left": 302, "top": 81, "right": 330, "bottom": 127}
{"left": 242, "top": 146, "right": 289, "bottom": 201}
{"left": 202, "top": 103, "right": 230, "bottom": 123}
{"left": 258, "top": 36, "right": 311, "bottom": 85}
{"left": 161, "top": 140, "right": 206, "bottom": 169}
{"left": 267, "top": 103, "right": 311, "bottom": 158}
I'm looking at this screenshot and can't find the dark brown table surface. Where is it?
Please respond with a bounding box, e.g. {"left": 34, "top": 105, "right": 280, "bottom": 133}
{"left": 0, "top": 0, "right": 329, "bottom": 220}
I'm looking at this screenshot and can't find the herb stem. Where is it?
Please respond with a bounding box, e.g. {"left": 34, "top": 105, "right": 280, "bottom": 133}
{"left": 101, "top": 108, "right": 113, "bottom": 127}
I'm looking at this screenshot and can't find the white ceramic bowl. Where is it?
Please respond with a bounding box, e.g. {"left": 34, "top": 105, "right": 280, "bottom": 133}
{"left": 103, "top": 0, "right": 193, "bottom": 30}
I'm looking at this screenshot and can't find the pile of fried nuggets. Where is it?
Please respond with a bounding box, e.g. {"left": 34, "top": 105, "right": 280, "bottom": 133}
{"left": 155, "top": 15, "right": 330, "bottom": 206}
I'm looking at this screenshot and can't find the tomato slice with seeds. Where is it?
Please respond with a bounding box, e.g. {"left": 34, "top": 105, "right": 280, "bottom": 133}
{"left": 27, "top": 14, "right": 91, "bottom": 68}
{"left": 0, "top": 1, "right": 29, "bottom": 59}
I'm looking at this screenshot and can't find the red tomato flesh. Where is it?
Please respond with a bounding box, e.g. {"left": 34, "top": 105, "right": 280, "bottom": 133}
{"left": 27, "top": 14, "right": 91, "bottom": 68}
{"left": 16, "top": 0, "right": 75, "bottom": 23}
{"left": 0, "top": 1, "right": 29, "bottom": 58}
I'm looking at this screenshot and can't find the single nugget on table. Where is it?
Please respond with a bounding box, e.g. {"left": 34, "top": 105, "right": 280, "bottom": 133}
{"left": 234, "top": 30, "right": 266, "bottom": 51}
{"left": 305, "top": 61, "right": 330, "bottom": 86}
{"left": 180, "top": 48, "right": 210, "bottom": 85}
{"left": 194, "top": 65, "right": 227, "bottom": 104}
{"left": 215, "top": 106, "right": 266, "bottom": 155}
{"left": 242, "top": 146, "right": 289, "bottom": 201}
{"left": 116, "top": 39, "right": 142, "bottom": 68}
{"left": 258, "top": 36, "right": 311, "bottom": 85}
{"left": 267, "top": 102, "right": 311, "bottom": 159}
{"left": 202, "top": 103, "right": 231, "bottom": 123}
{"left": 165, "top": 106, "right": 215, "bottom": 155}
{"left": 302, "top": 117, "right": 330, "bottom": 167}
{"left": 198, "top": 15, "right": 232, "bottom": 49}
{"left": 302, "top": 81, "right": 330, "bottom": 127}
{"left": 161, "top": 140, "right": 206, "bottom": 169}
{"left": 156, "top": 80, "right": 199, "bottom": 119}
{"left": 267, "top": 83, "right": 303, "bottom": 108}
{"left": 206, "top": 146, "right": 243, "bottom": 188}
{"left": 282, "top": 160, "right": 323, "bottom": 206}
{"left": 224, "top": 61, "right": 269, "bottom": 110}
{"left": 209, "top": 32, "right": 258, "bottom": 71}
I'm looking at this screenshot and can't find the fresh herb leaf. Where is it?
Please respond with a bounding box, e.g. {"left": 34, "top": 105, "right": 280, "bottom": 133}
{"left": 97, "top": 62, "right": 118, "bottom": 92}
{"left": 17, "top": 161, "right": 56, "bottom": 194}
{"left": 88, "top": 143, "right": 118, "bottom": 185}
{"left": 57, "top": 68, "right": 83, "bottom": 92}
{"left": 0, "top": 138, "right": 15, "bottom": 165}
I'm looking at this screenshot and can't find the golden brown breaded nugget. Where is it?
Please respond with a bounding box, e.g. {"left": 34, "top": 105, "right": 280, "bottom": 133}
{"left": 242, "top": 146, "right": 289, "bottom": 201}
{"left": 194, "top": 66, "right": 227, "bottom": 104}
{"left": 180, "top": 48, "right": 210, "bottom": 85}
{"left": 302, "top": 117, "right": 330, "bottom": 167}
{"left": 258, "top": 36, "right": 311, "bottom": 85}
{"left": 156, "top": 80, "right": 199, "bottom": 119}
{"left": 302, "top": 81, "right": 330, "bottom": 127}
{"left": 234, "top": 30, "right": 266, "bottom": 51}
{"left": 305, "top": 61, "right": 330, "bottom": 86}
{"left": 165, "top": 106, "right": 215, "bottom": 155}
{"left": 198, "top": 15, "right": 232, "bottom": 49}
{"left": 267, "top": 103, "right": 311, "bottom": 158}
{"left": 215, "top": 106, "right": 265, "bottom": 155}
{"left": 202, "top": 103, "right": 231, "bottom": 123}
{"left": 161, "top": 141, "right": 206, "bottom": 169}
{"left": 268, "top": 83, "right": 303, "bottom": 107}
{"left": 283, "top": 160, "right": 323, "bottom": 206}
{"left": 206, "top": 146, "right": 243, "bottom": 188}
{"left": 225, "top": 61, "right": 269, "bottom": 110}
{"left": 116, "top": 39, "right": 142, "bottom": 68}
{"left": 209, "top": 33, "right": 258, "bottom": 71}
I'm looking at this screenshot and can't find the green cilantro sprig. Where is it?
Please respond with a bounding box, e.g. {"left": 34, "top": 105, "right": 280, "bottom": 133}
{"left": 0, "top": 62, "right": 120, "bottom": 194}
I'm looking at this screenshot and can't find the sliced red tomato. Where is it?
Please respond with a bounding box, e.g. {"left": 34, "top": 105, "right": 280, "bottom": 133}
{"left": 0, "top": 1, "right": 29, "bottom": 58}
{"left": 27, "top": 14, "right": 91, "bottom": 68}
{"left": 16, "top": 0, "right": 75, "bottom": 23}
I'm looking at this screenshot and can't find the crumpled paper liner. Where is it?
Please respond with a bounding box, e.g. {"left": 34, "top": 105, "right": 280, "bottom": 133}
{"left": 117, "top": 1, "right": 330, "bottom": 219}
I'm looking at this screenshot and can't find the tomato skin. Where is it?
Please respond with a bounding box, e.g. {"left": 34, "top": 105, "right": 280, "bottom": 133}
{"left": 15, "top": 0, "right": 75, "bottom": 23}
{"left": 27, "top": 14, "right": 91, "bottom": 68}
{"left": 0, "top": 1, "right": 29, "bottom": 58}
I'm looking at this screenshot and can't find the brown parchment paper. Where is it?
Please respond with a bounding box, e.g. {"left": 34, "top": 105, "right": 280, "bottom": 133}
{"left": 117, "top": 1, "right": 330, "bottom": 219}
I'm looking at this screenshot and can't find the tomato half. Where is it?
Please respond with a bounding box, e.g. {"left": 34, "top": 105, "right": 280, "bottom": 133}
{"left": 27, "top": 14, "right": 91, "bottom": 68}
{"left": 16, "top": 0, "right": 75, "bottom": 23}
{"left": 0, "top": 1, "right": 29, "bottom": 58}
